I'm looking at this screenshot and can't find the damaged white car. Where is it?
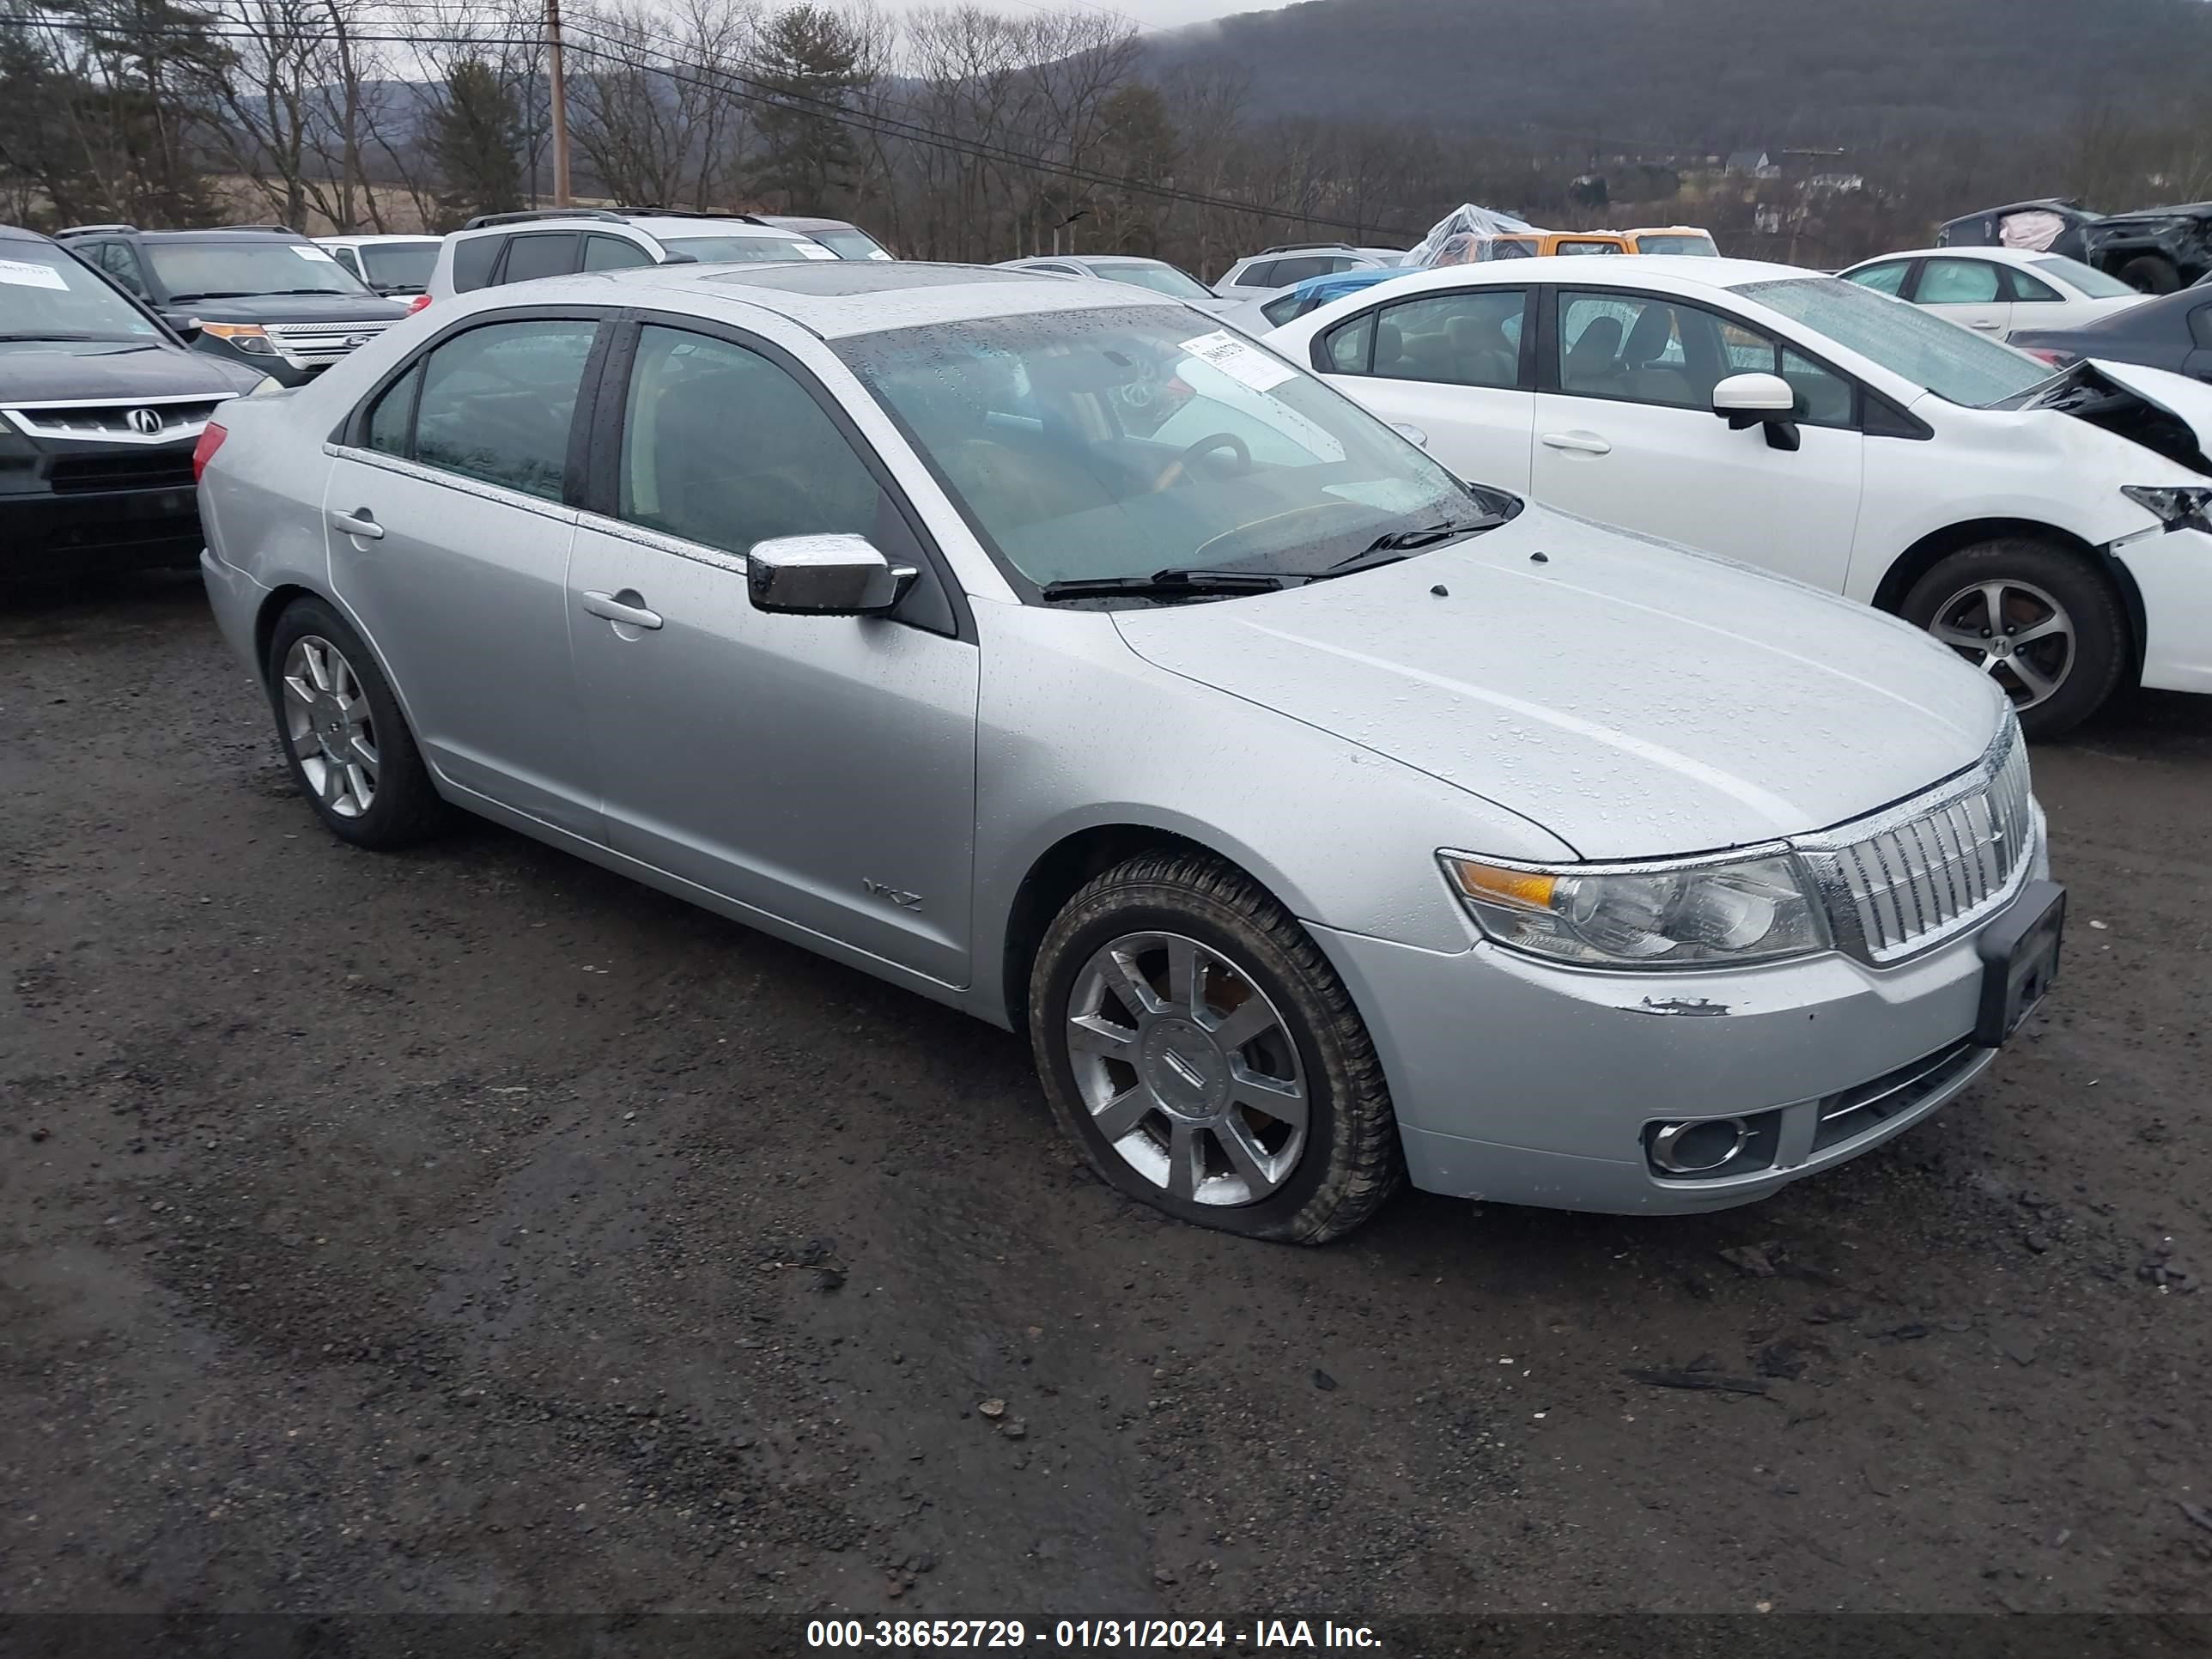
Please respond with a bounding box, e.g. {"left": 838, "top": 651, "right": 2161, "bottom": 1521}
{"left": 1267, "top": 257, "right": 2212, "bottom": 735}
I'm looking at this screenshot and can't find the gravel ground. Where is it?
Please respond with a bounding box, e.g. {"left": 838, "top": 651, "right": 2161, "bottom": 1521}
{"left": 3, "top": 570, "right": 2209, "bottom": 1626}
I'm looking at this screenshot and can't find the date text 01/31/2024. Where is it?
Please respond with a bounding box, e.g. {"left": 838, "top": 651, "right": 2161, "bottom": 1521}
{"left": 805, "top": 1620, "right": 1382, "bottom": 1650}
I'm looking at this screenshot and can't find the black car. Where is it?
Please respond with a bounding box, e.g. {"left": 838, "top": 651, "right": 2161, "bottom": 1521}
{"left": 2010, "top": 283, "right": 2212, "bottom": 384}
{"left": 53, "top": 224, "right": 407, "bottom": 386}
{"left": 1937, "top": 198, "right": 2212, "bottom": 295}
{"left": 1, "top": 223, "right": 270, "bottom": 574}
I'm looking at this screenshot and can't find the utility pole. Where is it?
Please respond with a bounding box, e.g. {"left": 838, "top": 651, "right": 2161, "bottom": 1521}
{"left": 546, "top": 0, "right": 573, "bottom": 207}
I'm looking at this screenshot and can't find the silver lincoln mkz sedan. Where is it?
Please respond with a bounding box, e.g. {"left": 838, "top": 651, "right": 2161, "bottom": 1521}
{"left": 196, "top": 260, "right": 2064, "bottom": 1243}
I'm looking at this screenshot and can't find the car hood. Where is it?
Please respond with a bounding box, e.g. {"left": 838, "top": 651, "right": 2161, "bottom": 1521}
{"left": 169, "top": 294, "right": 407, "bottom": 324}
{"left": 0, "top": 338, "right": 263, "bottom": 401}
{"left": 1112, "top": 507, "right": 2003, "bottom": 859}
{"left": 2083, "top": 359, "right": 2212, "bottom": 452}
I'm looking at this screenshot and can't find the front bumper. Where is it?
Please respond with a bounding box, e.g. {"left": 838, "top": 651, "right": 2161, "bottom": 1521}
{"left": 0, "top": 483, "right": 204, "bottom": 571}
{"left": 1313, "top": 833, "right": 2053, "bottom": 1215}
{"left": 2112, "top": 524, "right": 2212, "bottom": 694}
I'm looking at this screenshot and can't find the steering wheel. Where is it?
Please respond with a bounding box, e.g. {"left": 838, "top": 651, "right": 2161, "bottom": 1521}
{"left": 1152, "top": 431, "right": 1251, "bottom": 493}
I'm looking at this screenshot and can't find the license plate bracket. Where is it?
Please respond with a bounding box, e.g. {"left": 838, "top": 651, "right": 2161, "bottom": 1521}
{"left": 1974, "top": 879, "right": 2065, "bottom": 1048}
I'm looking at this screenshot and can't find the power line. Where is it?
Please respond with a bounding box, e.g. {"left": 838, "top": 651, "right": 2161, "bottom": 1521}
{"left": 3, "top": 11, "right": 1423, "bottom": 237}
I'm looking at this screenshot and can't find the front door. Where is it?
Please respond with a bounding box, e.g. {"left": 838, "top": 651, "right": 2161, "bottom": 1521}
{"left": 566, "top": 320, "right": 980, "bottom": 986}
{"left": 1528, "top": 287, "right": 1865, "bottom": 591}
{"left": 324, "top": 313, "right": 605, "bottom": 836}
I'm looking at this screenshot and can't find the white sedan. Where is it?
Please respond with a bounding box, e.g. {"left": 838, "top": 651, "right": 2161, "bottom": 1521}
{"left": 1837, "top": 246, "right": 2143, "bottom": 340}
{"left": 1263, "top": 255, "right": 2212, "bottom": 736}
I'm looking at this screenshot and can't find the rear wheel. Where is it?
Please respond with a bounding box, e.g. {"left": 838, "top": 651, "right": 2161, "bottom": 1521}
{"left": 1028, "top": 850, "right": 1403, "bottom": 1243}
{"left": 1901, "top": 538, "right": 2126, "bottom": 738}
{"left": 265, "top": 596, "right": 447, "bottom": 848}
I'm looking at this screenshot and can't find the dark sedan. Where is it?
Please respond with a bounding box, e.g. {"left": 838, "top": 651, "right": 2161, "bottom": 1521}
{"left": 2010, "top": 283, "right": 2212, "bottom": 381}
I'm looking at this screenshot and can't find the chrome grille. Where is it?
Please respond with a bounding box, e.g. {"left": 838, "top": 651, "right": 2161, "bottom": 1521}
{"left": 264, "top": 319, "right": 393, "bottom": 369}
{"left": 1, "top": 395, "right": 225, "bottom": 444}
{"left": 1796, "top": 721, "right": 2035, "bottom": 963}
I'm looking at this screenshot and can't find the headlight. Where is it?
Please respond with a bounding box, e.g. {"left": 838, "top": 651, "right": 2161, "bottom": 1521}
{"left": 2121, "top": 483, "right": 2212, "bottom": 534}
{"left": 194, "top": 321, "right": 280, "bottom": 356}
{"left": 1439, "top": 850, "right": 1830, "bottom": 969}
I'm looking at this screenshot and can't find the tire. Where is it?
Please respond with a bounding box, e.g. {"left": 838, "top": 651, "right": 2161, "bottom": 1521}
{"left": 1899, "top": 538, "right": 2127, "bottom": 739}
{"left": 2118, "top": 256, "right": 2179, "bottom": 295}
{"left": 1028, "top": 850, "right": 1403, "bottom": 1243}
{"left": 264, "top": 595, "right": 448, "bottom": 848}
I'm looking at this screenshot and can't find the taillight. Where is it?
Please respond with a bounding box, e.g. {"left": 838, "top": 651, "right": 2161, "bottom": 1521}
{"left": 191, "top": 421, "right": 228, "bottom": 483}
{"left": 407, "top": 293, "right": 431, "bottom": 313}
{"left": 2022, "top": 347, "right": 2072, "bottom": 366}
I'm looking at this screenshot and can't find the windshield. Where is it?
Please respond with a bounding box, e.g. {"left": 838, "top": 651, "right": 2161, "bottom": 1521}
{"left": 2030, "top": 255, "right": 2136, "bottom": 299}
{"left": 1638, "top": 234, "right": 1717, "bottom": 256}
{"left": 1731, "top": 275, "right": 2052, "bottom": 407}
{"left": 146, "top": 240, "right": 372, "bottom": 300}
{"left": 1091, "top": 261, "right": 1215, "bottom": 301}
{"left": 813, "top": 228, "right": 892, "bottom": 261}
{"left": 836, "top": 305, "right": 1490, "bottom": 594}
{"left": 663, "top": 234, "right": 832, "bottom": 264}
{"left": 0, "top": 243, "right": 163, "bottom": 342}
{"left": 360, "top": 241, "right": 439, "bottom": 290}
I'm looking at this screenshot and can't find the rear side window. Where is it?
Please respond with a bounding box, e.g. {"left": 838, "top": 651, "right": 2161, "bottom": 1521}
{"left": 1235, "top": 260, "right": 1279, "bottom": 289}
{"left": 364, "top": 367, "right": 418, "bottom": 456}
{"left": 617, "top": 325, "right": 881, "bottom": 553}
{"left": 1917, "top": 258, "right": 2003, "bottom": 305}
{"left": 408, "top": 319, "right": 599, "bottom": 500}
{"left": 583, "top": 234, "right": 653, "bottom": 271}
{"left": 501, "top": 233, "right": 580, "bottom": 285}
{"left": 1319, "top": 310, "right": 1375, "bottom": 372}
{"left": 1267, "top": 256, "right": 1335, "bottom": 286}
{"left": 2004, "top": 267, "right": 2063, "bottom": 303}
{"left": 1370, "top": 289, "right": 1524, "bottom": 387}
{"left": 452, "top": 235, "right": 500, "bottom": 293}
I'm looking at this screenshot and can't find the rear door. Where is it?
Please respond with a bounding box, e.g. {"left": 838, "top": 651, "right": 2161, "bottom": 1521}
{"left": 1911, "top": 256, "right": 2014, "bottom": 337}
{"left": 1308, "top": 285, "right": 1537, "bottom": 491}
{"left": 322, "top": 309, "right": 609, "bottom": 836}
{"left": 565, "top": 317, "right": 980, "bottom": 985}
{"left": 1527, "top": 286, "right": 1864, "bottom": 589}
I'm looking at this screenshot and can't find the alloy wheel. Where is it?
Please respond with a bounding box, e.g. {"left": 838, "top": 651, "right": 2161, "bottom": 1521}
{"left": 282, "top": 635, "right": 379, "bottom": 818}
{"left": 1926, "top": 578, "right": 2075, "bottom": 711}
{"left": 1064, "top": 930, "right": 1309, "bottom": 1206}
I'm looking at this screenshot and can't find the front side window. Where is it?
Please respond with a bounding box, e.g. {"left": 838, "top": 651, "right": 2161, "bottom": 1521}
{"left": 143, "top": 240, "right": 371, "bottom": 301}
{"left": 583, "top": 234, "right": 654, "bottom": 271}
{"left": 1370, "top": 289, "right": 1524, "bottom": 387}
{"left": 0, "top": 241, "right": 161, "bottom": 340}
{"left": 1089, "top": 261, "right": 1215, "bottom": 301}
{"left": 1916, "top": 258, "right": 2004, "bottom": 305}
{"left": 500, "top": 233, "right": 579, "bottom": 285}
{"left": 619, "top": 325, "right": 880, "bottom": 553}
{"left": 813, "top": 228, "right": 892, "bottom": 261}
{"left": 836, "top": 305, "right": 1483, "bottom": 591}
{"left": 406, "top": 319, "right": 598, "bottom": 500}
{"left": 328, "top": 246, "right": 363, "bottom": 277}
{"left": 94, "top": 242, "right": 149, "bottom": 295}
{"left": 1556, "top": 289, "right": 1852, "bottom": 424}
{"left": 1732, "top": 276, "right": 2051, "bottom": 407}
{"left": 1844, "top": 261, "right": 1910, "bottom": 297}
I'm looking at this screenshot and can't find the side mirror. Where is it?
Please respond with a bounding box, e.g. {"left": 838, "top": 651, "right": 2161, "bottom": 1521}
{"left": 658, "top": 251, "right": 700, "bottom": 266}
{"left": 1712, "top": 371, "right": 1801, "bottom": 452}
{"left": 1389, "top": 422, "right": 1431, "bottom": 449}
{"left": 747, "top": 533, "right": 917, "bottom": 617}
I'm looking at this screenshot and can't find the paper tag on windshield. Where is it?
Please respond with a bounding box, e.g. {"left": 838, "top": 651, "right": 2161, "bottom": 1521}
{"left": 866, "top": 249, "right": 894, "bottom": 261}
{"left": 795, "top": 243, "right": 838, "bottom": 260}
{"left": 1179, "top": 329, "right": 1297, "bottom": 392}
{"left": 291, "top": 245, "right": 337, "bottom": 262}
{"left": 0, "top": 258, "right": 71, "bottom": 291}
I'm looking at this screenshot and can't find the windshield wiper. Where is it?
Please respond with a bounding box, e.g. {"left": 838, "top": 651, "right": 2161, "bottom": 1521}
{"left": 0, "top": 331, "right": 117, "bottom": 342}
{"left": 1038, "top": 568, "right": 1285, "bottom": 602}
{"left": 161, "top": 290, "right": 258, "bottom": 302}
{"left": 1308, "top": 516, "right": 1505, "bottom": 580}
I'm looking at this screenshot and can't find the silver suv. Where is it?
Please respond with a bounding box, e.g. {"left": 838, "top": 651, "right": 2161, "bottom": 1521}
{"left": 420, "top": 209, "right": 834, "bottom": 307}
{"left": 1215, "top": 243, "right": 1405, "bottom": 301}
{"left": 194, "top": 261, "right": 2063, "bottom": 1243}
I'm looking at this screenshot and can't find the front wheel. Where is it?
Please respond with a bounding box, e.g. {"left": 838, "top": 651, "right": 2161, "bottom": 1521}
{"left": 1900, "top": 539, "right": 2127, "bottom": 739}
{"left": 2117, "top": 255, "right": 2179, "bottom": 295}
{"left": 1028, "top": 850, "right": 1403, "bottom": 1243}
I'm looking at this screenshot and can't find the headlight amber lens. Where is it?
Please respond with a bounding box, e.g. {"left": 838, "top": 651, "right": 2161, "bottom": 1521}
{"left": 1443, "top": 852, "right": 1828, "bottom": 968}
{"left": 197, "top": 322, "right": 279, "bottom": 356}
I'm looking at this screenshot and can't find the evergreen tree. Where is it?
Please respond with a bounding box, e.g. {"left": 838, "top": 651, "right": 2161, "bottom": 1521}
{"left": 428, "top": 58, "right": 526, "bottom": 229}
{"left": 752, "top": 4, "right": 864, "bottom": 213}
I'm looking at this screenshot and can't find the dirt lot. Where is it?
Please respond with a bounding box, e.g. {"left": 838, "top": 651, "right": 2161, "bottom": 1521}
{"left": 3, "top": 570, "right": 2209, "bottom": 1632}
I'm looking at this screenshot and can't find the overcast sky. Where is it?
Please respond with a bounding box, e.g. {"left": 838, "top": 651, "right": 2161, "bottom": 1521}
{"left": 915, "top": 0, "right": 1294, "bottom": 32}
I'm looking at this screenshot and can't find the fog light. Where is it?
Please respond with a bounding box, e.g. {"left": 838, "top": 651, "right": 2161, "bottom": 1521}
{"left": 1650, "top": 1117, "right": 1750, "bottom": 1174}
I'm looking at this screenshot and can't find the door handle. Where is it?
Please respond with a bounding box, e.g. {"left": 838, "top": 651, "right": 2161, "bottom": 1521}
{"left": 1540, "top": 431, "right": 1612, "bottom": 455}
{"left": 1969, "top": 319, "right": 2002, "bottom": 331}
{"left": 329, "top": 507, "right": 384, "bottom": 539}
{"left": 581, "top": 589, "right": 663, "bottom": 630}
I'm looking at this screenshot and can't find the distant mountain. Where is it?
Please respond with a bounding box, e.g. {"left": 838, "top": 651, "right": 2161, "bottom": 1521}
{"left": 1142, "top": 0, "right": 2212, "bottom": 154}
